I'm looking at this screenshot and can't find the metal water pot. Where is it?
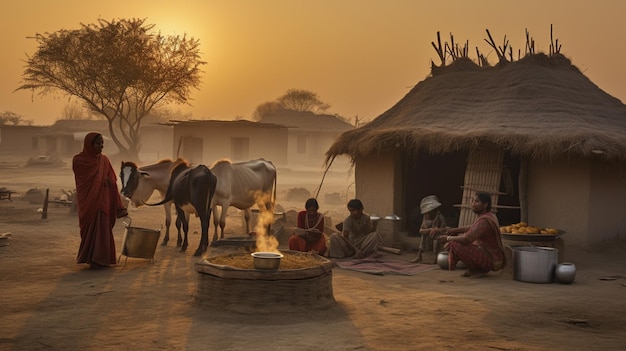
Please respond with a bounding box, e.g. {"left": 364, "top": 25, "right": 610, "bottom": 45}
{"left": 437, "top": 251, "right": 466, "bottom": 270}
{"left": 437, "top": 251, "right": 449, "bottom": 270}
{"left": 555, "top": 262, "right": 576, "bottom": 284}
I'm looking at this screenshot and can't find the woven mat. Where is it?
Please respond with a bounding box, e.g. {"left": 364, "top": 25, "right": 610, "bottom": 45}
{"left": 332, "top": 257, "right": 439, "bottom": 276}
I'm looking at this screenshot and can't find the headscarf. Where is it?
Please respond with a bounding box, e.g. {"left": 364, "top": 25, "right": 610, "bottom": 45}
{"left": 72, "top": 132, "right": 119, "bottom": 227}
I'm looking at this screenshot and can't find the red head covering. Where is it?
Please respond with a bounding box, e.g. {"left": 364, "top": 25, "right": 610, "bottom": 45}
{"left": 72, "top": 133, "right": 122, "bottom": 227}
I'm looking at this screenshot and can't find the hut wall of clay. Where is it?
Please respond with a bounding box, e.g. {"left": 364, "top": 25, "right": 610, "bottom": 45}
{"left": 528, "top": 157, "right": 626, "bottom": 246}
{"left": 172, "top": 124, "right": 288, "bottom": 167}
{"left": 354, "top": 152, "right": 403, "bottom": 244}
{"left": 527, "top": 158, "right": 591, "bottom": 246}
{"left": 588, "top": 159, "right": 626, "bottom": 243}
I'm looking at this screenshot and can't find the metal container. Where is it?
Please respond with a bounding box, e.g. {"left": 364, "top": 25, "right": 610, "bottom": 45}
{"left": 119, "top": 218, "right": 161, "bottom": 264}
{"left": 437, "top": 251, "right": 449, "bottom": 270}
{"left": 513, "top": 246, "right": 558, "bottom": 283}
{"left": 555, "top": 262, "right": 576, "bottom": 284}
{"left": 251, "top": 252, "right": 283, "bottom": 270}
{"left": 436, "top": 251, "right": 466, "bottom": 270}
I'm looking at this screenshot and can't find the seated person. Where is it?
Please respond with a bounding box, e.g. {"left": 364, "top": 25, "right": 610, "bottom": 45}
{"left": 288, "top": 198, "right": 327, "bottom": 256}
{"left": 411, "top": 195, "right": 447, "bottom": 263}
{"left": 328, "top": 199, "right": 382, "bottom": 259}
{"left": 432, "top": 192, "right": 506, "bottom": 278}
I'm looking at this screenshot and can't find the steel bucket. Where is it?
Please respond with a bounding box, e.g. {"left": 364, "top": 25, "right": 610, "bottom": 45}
{"left": 513, "top": 246, "right": 558, "bottom": 283}
{"left": 118, "top": 217, "right": 162, "bottom": 265}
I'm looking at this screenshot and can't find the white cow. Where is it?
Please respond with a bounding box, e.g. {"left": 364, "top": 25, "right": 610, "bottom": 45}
{"left": 120, "top": 159, "right": 186, "bottom": 246}
{"left": 210, "top": 158, "right": 277, "bottom": 242}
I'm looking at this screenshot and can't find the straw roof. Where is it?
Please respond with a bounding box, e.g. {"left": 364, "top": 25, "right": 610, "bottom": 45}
{"left": 260, "top": 110, "right": 353, "bottom": 132}
{"left": 326, "top": 53, "right": 626, "bottom": 162}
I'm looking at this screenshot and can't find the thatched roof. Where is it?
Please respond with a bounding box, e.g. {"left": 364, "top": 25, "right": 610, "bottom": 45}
{"left": 326, "top": 53, "right": 626, "bottom": 162}
{"left": 164, "top": 119, "right": 286, "bottom": 129}
{"left": 260, "top": 110, "right": 353, "bottom": 132}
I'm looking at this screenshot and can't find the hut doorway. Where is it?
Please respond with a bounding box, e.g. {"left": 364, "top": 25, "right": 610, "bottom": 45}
{"left": 496, "top": 152, "right": 522, "bottom": 226}
{"left": 456, "top": 146, "right": 521, "bottom": 227}
{"left": 403, "top": 150, "right": 468, "bottom": 235}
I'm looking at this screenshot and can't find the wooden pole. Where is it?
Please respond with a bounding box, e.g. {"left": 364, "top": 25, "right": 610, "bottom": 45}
{"left": 519, "top": 158, "right": 528, "bottom": 222}
{"left": 42, "top": 188, "right": 49, "bottom": 220}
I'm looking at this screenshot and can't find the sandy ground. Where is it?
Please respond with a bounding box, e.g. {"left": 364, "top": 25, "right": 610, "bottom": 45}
{"left": 1, "top": 164, "right": 626, "bottom": 351}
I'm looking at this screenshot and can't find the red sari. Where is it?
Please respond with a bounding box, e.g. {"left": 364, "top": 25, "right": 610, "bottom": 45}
{"left": 288, "top": 210, "right": 327, "bottom": 256}
{"left": 447, "top": 212, "right": 505, "bottom": 272}
{"left": 73, "top": 133, "right": 126, "bottom": 267}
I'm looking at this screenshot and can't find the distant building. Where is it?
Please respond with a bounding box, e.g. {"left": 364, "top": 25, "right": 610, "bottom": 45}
{"left": 35, "top": 119, "right": 111, "bottom": 158}
{"left": 166, "top": 119, "right": 289, "bottom": 167}
{"left": 0, "top": 125, "right": 47, "bottom": 159}
{"left": 260, "top": 110, "right": 353, "bottom": 171}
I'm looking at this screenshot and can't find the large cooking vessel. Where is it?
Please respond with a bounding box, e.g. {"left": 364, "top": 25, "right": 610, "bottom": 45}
{"left": 513, "top": 246, "right": 558, "bottom": 283}
{"left": 118, "top": 217, "right": 162, "bottom": 265}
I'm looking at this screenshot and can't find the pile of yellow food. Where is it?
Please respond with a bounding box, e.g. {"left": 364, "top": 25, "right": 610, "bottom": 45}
{"left": 500, "top": 221, "right": 560, "bottom": 235}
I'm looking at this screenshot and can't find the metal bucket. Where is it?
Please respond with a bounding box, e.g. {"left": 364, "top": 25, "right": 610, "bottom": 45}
{"left": 119, "top": 217, "right": 161, "bottom": 265}
{"left": 513, "top": 246, "right": 558, "bottom": 283}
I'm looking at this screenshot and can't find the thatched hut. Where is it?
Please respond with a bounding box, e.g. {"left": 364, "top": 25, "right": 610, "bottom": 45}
{"left": 326, "top": 52, "right": 626, "bottom": 247}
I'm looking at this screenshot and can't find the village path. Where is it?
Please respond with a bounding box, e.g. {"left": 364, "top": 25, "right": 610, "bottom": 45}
{"left": 1, "top": 165, "right": 625, "bottom": 351}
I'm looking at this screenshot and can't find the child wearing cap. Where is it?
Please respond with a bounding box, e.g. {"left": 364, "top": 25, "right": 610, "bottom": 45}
{"left": 411, "top": 195, "right": 447, "bottom": 263}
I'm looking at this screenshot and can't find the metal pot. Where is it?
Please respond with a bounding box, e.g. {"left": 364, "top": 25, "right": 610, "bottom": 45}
{"left": 513, "top": 246, "right": 558, "bottom": 283}
{"left": 251, "top": 252, "right": 283, "bottom": 270}
{"left": 437, "top": 251, "right": 466, "bottom": 270}
{"left": 437, "top": 251, "right": 449, "bottom": 270}
{"left": 555, "top": 262, "right": 576, "bottom": 284}
{"left": 119, "top": 217, "right": 161, "bottom": 263}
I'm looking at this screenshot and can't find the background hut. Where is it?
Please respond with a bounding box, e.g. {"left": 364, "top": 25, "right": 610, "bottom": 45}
{"left": 326, "top": 43, "right": 626, "bottom": 248}
{"left": 167, "top": 119, "right": 288, "bottom": 167}
{"left": 260, "top": 110, "right": 353, "bottom": 171}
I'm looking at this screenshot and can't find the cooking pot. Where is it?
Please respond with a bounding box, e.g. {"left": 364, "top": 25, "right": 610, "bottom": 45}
{"left": 251, "top": 252, "right": 283, "bottom": 270}
{"left": 513, "top": 246, "right": 558, "bottom": 283}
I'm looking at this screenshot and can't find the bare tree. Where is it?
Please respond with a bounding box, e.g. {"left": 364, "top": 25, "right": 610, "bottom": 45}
{"left": 252, "top": 89, "right": 331, "bottom": 120}
{"left": 251, "top": 101, "right": 284, "bottom": 121}
{"left": 62, "top": 100, "right": 93, "bottom": 120}
{"left": 278, "top": 89, "right": 330, "bottom": 113}
{"left": 0, "top": 111, "right": 32, "bottom": 125}
{"left": 15, "top": 18, "right": 205, "bottom": 159}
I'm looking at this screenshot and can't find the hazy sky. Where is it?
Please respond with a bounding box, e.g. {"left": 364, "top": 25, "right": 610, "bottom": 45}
{"left": 3, "top": 0, "right": 626, "bottom": 125}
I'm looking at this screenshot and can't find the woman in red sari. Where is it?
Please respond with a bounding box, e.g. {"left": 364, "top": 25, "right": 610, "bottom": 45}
{"left": 433, "top": 192, "right": 505, "bottom": 277}
{"left": 73, "top": 133, "right": 128, "bottom": 268}
{"left": 288, "top": 198, "right": 327, "bottom": 256}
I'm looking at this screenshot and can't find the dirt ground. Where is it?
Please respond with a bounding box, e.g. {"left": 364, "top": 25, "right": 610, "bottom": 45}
{"left": 1, "top": 164, "right": 625, "bottom": 351}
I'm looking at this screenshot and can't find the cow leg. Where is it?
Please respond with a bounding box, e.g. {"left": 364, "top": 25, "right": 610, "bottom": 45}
{"left": 243, "top": 208, "right": 251, "bottom": 234}
{"left": 194, "top": 212, "right": 210, "bottom": 256}
{"left": 219, "top": 205, "right": 229, "bottom": 239}
{"left": 175, "top": 215, "right": 183, "bottom": 247}
{"left": 161, "top": 202, "right": 172, "bottom": 246}
{"left": 211, "top": 205, "right": 221, "bottom": 243}
{"left": 177, "top": 208, "right": 189, "bottom": 252}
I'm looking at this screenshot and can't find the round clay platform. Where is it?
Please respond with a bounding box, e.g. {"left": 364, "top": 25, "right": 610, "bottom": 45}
{"left": 195, "top": 250, "right": 335, "bottom": 313}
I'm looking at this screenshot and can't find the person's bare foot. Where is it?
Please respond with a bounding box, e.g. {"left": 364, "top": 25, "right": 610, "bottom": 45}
{"left": 461, "top": 270, "right": 488, "bottom": 278}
